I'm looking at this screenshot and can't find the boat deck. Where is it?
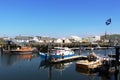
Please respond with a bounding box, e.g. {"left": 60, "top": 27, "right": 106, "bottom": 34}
{"left": 50, "top": 55, "right": 87, "bottom": 63}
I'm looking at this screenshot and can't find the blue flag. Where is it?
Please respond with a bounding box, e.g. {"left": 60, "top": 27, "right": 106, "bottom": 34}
{"left": 105, "top": 18, "right": 111, "bottom": 25}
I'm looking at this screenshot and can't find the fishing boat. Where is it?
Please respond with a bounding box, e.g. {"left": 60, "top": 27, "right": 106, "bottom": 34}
{"left": 12, "top": 46, "right": 38, "bottom": 53}
{"left": 39, "top": 47, "right": 75, "bottom": 59}
{"left": 2, "top": 46, "right": 38, "bottom": 54}
{"left": 51, "top": 47, "right": 75, "bottom": 58}
{"left": 15, "top": 46, "right": 33, "bottom": 52}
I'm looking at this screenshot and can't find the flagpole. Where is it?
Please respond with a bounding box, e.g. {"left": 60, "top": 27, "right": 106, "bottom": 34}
{"left": 105, "top": 18, "right": 111, "bottom": 46}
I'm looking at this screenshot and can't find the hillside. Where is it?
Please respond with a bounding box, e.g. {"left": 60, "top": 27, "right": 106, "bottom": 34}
{"left": 101, "top": 34, "right": 120, "bottom": 40}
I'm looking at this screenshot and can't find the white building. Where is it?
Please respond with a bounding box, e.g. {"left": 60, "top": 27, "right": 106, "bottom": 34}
{"left": 15, "top": 36, "right": 33, "bottom": 43}
{"left": 69, "top": 35, "right": 82, "bottom": 42}
{"left": 88, "top": 35, "right": 101, "bottom": 43}
{"left": 55, "top": 38, "right": 71, "bottom": 43}
{"left": 64, "top": 39, "right": 71, "bottom": 43}
{"left": 94, "top": 36, "right": 101, "bottom": 41}
{"left": 55, "top": 39, "right": 63, "bottom": 43}
{"left": 3, "top": 37, "right": 10, "bottom": 41}
{"left": 33, "top": 36, "right": 39, "bottom": 42}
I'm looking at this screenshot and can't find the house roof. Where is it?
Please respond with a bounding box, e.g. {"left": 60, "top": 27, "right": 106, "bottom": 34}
{"left": 15, "top": 36, "right": 33, "bottom": 40}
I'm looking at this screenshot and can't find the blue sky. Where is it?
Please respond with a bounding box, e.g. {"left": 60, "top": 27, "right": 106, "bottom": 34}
{"left": 0, "top": 0, "right": 120, "bottom": 38}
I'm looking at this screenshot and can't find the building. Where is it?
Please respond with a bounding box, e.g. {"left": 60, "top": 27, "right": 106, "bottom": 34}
{"left": 15, "top": 36, "right": 33, "bottom": 43}
{"left": 94, "top": 36, "right": 101, "bottom": 41}
{"left": 87, "top": 35, "right": 101, "bottom": 43}
{"left": 55, "top": 38, "right": 71, "bottom": 43}
{"left": 68, "top": 35, "right": 82, "bottom": 42}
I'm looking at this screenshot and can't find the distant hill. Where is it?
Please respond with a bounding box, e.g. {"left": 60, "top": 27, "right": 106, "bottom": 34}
{"left": 101, "top": 34, "right": 120, "bottom": 40}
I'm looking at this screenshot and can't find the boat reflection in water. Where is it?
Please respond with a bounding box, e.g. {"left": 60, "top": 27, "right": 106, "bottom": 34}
{"left": 39, "top": 58, "right": 50, "bottom": 69}
{"left": 54, "top": 62, "right": 73, "bottom": 71}
{"left": 76, "top": 65, "right": 97, "bottom": 75}
{"left": 39, "top": 57, "right": 72, "bottom": 71}
{"left": 0, "top": 53, "right": 39, "bottom": 67}
{"left": 39, "top": 58, "right": 73, "bottom": 80}
{"left": 75, "top": 66, "right": 99, "bottom": 80}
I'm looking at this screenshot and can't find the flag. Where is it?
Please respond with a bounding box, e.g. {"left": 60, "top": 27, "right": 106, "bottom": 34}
{"left": 105, "top": 18, "right": 111, "bottom": 25}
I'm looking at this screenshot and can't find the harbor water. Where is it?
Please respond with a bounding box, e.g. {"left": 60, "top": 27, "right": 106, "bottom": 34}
{"left": 0, "top": 48, "right": 119, "bottom": 80}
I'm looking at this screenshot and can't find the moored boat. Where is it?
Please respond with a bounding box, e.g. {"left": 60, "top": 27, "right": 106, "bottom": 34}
{"left": 15, "top": 46, "right": 37, "bottom": 52}
{"left": 39, "top": 47, "right": 75, "bottom": 59}
{"left": 76, "top": 59, "right": 102, "bottom": 70}
{"left": 76, "top": 52, "right": 102, "bottom": 71}
{"left": 51, "top": 47, "right": 75, "bottom": 58}
{"left": 2, "top": 46, "right": 38, "bottom": 54}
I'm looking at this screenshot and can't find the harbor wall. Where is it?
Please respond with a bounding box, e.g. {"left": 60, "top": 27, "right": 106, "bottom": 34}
{"left": 1, "top": 42, "right": 111, "bottom": 53}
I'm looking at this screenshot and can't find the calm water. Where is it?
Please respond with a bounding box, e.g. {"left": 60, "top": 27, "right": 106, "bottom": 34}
{"left": 0, "top": 48, "right": 119, "bottom": 80}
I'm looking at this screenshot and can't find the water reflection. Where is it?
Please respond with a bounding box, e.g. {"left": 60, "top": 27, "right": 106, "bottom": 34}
{"left": 76, "top": 62, "right": 120, "bottom": 80}
{"left": 39, "top": 58, "right": 73, "bottom": 80}
{"left": 39, "top": 58, "right": 50, "bottom": 69}
{"left": 75, "top": 63, "right": 99, "bottom": 80}
{"left": 39, "top": 58, "right": 72, "bottom": 71}
{"left": 54, "top": 62, "right": 72, "bottom": 71}
{"left": 0, "top": 53, "right": 39, "bottom": 67}
{"left": 76, "top": 66, "right": 97, "bottom": 76}
{"left": 98, "top": 65, "right": 120, "bottom": 80}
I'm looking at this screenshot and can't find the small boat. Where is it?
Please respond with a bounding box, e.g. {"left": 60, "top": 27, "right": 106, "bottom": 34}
{"left": 76, "top": 52, "right": 102, "bottom": 70}
{"left": 76, "top": 60, "right": 101, "bottom": 69}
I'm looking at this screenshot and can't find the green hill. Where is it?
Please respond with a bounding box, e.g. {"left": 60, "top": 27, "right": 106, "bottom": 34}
{"left": 101, "top": 34, "right": 120, "bottom": 40}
